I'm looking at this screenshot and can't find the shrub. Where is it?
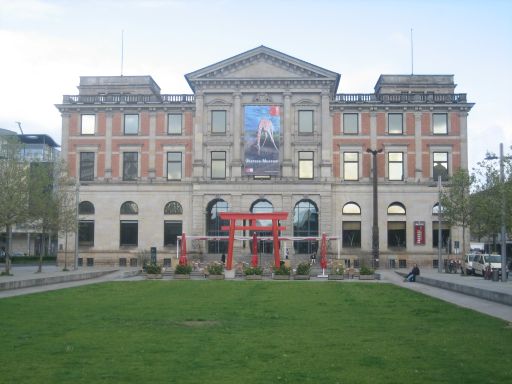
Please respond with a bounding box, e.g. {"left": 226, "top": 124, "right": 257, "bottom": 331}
{"left": 175, "top": 264, "right": 192, "bottom": 275}
{"left": 359, "top": 265, "right": 374, "bottom": 275}
{"left": 145, "top": 263, "right": 162, "bottom": 274}
{"left": 243, "top": 266, "right": 263, "bottom": 275}
{"left": 207, "top": 262, "right": 224, "bottom": 275}
{"left": 295, "top": 262, "right": 311, "bottom": 275}
{"left": 331, "top": 264, "right": 344, "bottom": 275}
{"left": 273, "top": 264, "right": 291, "bottom": 275}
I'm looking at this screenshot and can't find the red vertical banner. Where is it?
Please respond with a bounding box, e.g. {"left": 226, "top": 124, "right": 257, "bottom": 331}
{"left": 414, "top": 221, "right": 425, "bottom": 245}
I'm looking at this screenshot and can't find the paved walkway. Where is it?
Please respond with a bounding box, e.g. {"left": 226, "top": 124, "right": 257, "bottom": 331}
{"left": 1, "top": 265, "right": 511, "bottom": 322}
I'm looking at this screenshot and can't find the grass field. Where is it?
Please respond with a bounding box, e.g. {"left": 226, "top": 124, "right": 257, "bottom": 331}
{"left": 0, "top": 281, "right": 510, "bottom": 383}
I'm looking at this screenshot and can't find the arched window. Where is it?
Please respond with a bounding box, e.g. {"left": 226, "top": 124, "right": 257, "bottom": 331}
{"left": 164, "top": 201, "right": 183, "bottom": 215}
{"left": 206, "top": 199, "right": 229, "bottom": 253}
{"left": 432, "top": 203, "right": 445, "bottom": 215}
{"left": 293, "top": 199, "right": 319, "bottom": 254}
{"left": 387, "top": 202, "right": 406, "bottom": 215}
{"left": 250, "top": 199, "right": 274, "bottom": 254}
{"left": 120, "top": 201, "right": 138, "bottom": 215}
{"left": 342, "top": 202, "right": 361, "bottom": 215}
{"left": 79, "top": 201, "right": 95, "bottom": 215}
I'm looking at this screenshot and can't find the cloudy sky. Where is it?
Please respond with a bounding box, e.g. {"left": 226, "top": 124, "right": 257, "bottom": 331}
{"left": 0, "top": 0, "right": 510, "bottom": 171}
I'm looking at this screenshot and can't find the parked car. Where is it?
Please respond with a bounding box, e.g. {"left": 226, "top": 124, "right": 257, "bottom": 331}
{"left": 473, "top": 254, "right": 503, "bottom": 276}
{"left": 463, "top": 253, "right": 479, "bottom": 275}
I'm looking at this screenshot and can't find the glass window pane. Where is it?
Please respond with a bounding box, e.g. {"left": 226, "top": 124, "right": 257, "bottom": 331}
{"left": 168, "top": 114, "right": 182, "bottom": 135}
{"left": 120, "top": 201, "right": 138, "bottom": 214}
{"left": 212, "top": 111, "right": 226, "bottom": 133}
{"left": 343, "top": 113, "right": 358, "bottom": 134}
{"left": 211, "top": 152, "right": 226, "bottom": 179}
{"left": 433, "top": 113, "right": 448, "bottom": 134}
{"left": 123, "top": 152, "right": 138, "bottom": 181}
{"left": 124, "top": 114, "right": 139, "bottom": 135}
{"left": 433, "top": 152, "right": 449, "bottom": 181}
{"left": 299, "top": 111, "right": 313, "bottom": 133}
{"left": 79, "top": 201, "right": 95, "bottom": 215}
{"left": 167, "top": 152, "right": 182, "bottom": 180}
{"left": 79, "top": 152, "right": 94, "bottom": 181}
{"left": 164, "top": 221, "right": 182, "bottom": 246}
{"left": 388, "top": 203, "right": 406, "bottom": 215}
{"left": 388, "top": 114, "right": 403, "bottom": 134}
{"left": 344, "top": 163, "right": 358, "bottom": 180}
{"left": 120, "top": 221, "right": 138, "bottom": 246}
{"left": 78, "top": 221, "right": 94, "bottom": 246}
{"left": 81, "top": 115, "right": 95, "bottom": 135}
{"left": 388, "top": 152, "right": 403, "bottom": 162}
{"left": 299, "top": 152, "right": 314, "bottom": 179}
{"left": 389, "top": 163, "right": 403, "bottom": 180}
{"left": 342, "top": 203, "right": 361, "bottom": 215}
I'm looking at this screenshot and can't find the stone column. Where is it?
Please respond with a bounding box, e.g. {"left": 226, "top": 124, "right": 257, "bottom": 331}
{"left": 282, "top": 92, "right": 292, "bottom": 177}
{"left": 414, "top": 111, "right": 422, "bottom": 181}
{"left": 148, "top": 110, "right": 156, "bottom": 180}
{"left": 320, "top": 91, "right": 332, "bottom": 178}
{"left": 459, "top": 111, "right": 469, "bottom": 169}
{"left": 231, "top": 92, "right": 241, "bottom": 178}
{"left": 193, "top": 92, "right": 204, "bottom": 179}
{"left": 60, "top": 112, "right": 70, "bottom": 160}
{"left": 105, "top": 110, "right": 112, "bottom": 180}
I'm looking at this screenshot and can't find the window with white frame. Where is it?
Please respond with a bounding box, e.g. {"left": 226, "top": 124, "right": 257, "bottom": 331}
{"left": 298, "top": 151, "right": 314, "bottom": 179}
{"left": 168, "top": 113, "right": 182, "bottom": 135}
{"left": 81, "top": 115, "right": 95, "bottom": 135}
{"left": 433, "top": 113, "right": 448, "bottom": 135}
{"left": 79, "top": 152, "right": 94, "bottom": 181}
{"left": 433, "top": 152, "right": 449, "bottom": 181}
{"left": 388, "top": 113, "right": 403, "bottom": 135}
{"left": 388, "top": 152, "right": 404, "bottom": 181}
{"left": 123, "top": 152, "right": 138, "bottom": 181}
{"left": 124, "top": 114, "right": 139, "bottom": 135}
{"left": 211, "top": 151, "right": 226, "bottom": 179}
{"left": 211, "top": 111, "right": 226, "bottom": 134}
{"left": 167, "top": 152, "right": 182, "bottom": 180}
{"left": 298, "top": 110, "right": 313, "bottom": 134}
{"left": 343, "top": 113, "right": 358, "bottom": 135}
{"left": 343, "top": 152, "right": 359, "bottom": 181}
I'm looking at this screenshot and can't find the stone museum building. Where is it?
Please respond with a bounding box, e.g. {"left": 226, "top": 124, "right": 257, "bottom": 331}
{"left": 55, "top": 46, "right": 474, "bottom": 268}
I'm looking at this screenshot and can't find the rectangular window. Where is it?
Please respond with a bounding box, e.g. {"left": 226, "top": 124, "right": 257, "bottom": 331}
{"left": 120, "top": 221, "right": 138, "bottom": 246}
{"left": 433, "top": 113, "right": 448, "bottom": 135}
{"left": 124, "top": 114, "right": 139, "bottom": 135}
{"left": 388, "top": 113, "right": 403, "bottom": 135}
{"left": 343, "top": 113, "right": 358, "bottom": 134}
{"left": 388, "top": 221, "right": 406, "bottom": 249}
{"left": 79, "top": 152, "right": 94, "bottom": 181}
{"left": 212, "top": 111, "right": 226, "bottom": 134}
{"left": 298, "top": 110, "right": 313, "bottom": 134}
{"left": 342, "top": 221, "right": 361, "bottom": 248}
{"left": 123, "top": 152, "right": 138, "bottom": 181}
{"left": 81, "top": 115, "right": 95, "bottom": 135}
{"left": 388, "top": 152, "right": 404, "bottom": 181}
{"left": 167, "top": 152, "right": 182, "bottom": 180}
{"left": 343, "top": 152, "right": 359, "bottom": 181}
{"left": 211, "top": 151, "right": 226, "bottom": 179}
{"left": 433, "top": 152, "right": 449, "bottom": 181}
{"left": 164, "top": 221, "right": 182, "bottom": 246}
{"left": 78, "top": 220, "right": 94, "bottom": 246}
{"left": 299, "top": 151, "right": 314, "bottom": 179}
{"left": 168, "top": 114, "right": 182, "bottom": 135}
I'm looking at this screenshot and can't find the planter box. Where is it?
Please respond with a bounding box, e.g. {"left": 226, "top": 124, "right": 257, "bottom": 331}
{"left": 208, "top": 274, "right": 225, "bottom": 280}
{"left": 272, "top": 274, "right": 290, "bottom": 280}
{"left": 145, "top": 274, "right": 163, "bottom": 280}
{"left": 173, "top": 274, "right": 191, "bottom": 280}
{"left": 293, "top": 275, "right": 310, "bottom": 280}
{"left": 244, "top": 275, "right": 263, "bottom": 280}
{"left": 328, "top": 274, "right": 344, "bottom": 280}
{"left": 359, "top": 274, "right": 376, "bottom": 280}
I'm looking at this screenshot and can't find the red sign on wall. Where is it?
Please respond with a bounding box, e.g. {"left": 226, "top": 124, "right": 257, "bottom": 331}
{"left": 414, "top": 221, "right": 425, "bottom": 245}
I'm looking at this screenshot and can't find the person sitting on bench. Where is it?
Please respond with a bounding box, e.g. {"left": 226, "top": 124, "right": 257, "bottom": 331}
{"left": 405, "top": 264, "right": 420, "bottom": 282}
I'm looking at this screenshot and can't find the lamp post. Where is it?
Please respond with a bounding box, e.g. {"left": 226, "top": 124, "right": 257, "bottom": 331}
{"left": 437, "top": 175, "right": 443, "bottom": 273}
{"left": 367, "top": 148, "right": 383, "bottom": 268}
{"left": 485, "top": 143, "right": 508, "bottom": 282}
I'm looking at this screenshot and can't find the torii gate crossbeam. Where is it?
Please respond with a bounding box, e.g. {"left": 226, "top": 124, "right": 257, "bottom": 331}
{"left": 219, "top": 212, "right": 288, "bottom": 270}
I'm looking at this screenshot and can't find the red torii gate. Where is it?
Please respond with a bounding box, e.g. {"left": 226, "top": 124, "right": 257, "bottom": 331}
{"left": 219, "top": 212, "right": 288, "bottom": 270}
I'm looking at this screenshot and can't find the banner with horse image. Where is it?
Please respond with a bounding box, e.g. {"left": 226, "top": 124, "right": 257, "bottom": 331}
{"left": 243, "top": 105, "right": 281, "bottom": 176}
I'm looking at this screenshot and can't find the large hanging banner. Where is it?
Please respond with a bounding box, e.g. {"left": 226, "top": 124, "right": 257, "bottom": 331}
{"left": 243, "top": 105, "right": 281, "bottom": 176}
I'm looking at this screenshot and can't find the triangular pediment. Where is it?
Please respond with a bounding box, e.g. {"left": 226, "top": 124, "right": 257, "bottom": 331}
{"left": 185, "top": 46, "right": 340, "bottom": 92}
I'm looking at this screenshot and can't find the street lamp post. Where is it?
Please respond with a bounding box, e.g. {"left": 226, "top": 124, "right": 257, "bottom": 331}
{"left": 437, "top": 175, "right": 443, "bottom": 273}
{"left": 367, "top": 148, "right": 383, "bottom": 268}
{"left": 486, "top": 143, "right": 508, "bottom": 282}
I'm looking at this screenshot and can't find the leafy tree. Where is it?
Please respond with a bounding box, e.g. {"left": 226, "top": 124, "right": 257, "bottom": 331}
{"left": 58, "top": 181, "right": 77, "bottom": 271}
{"left": 0, "top": 136, "right": 30, "bottom": 275}
{"left": 440, "top": 169, "right": 474, "bottom": 256}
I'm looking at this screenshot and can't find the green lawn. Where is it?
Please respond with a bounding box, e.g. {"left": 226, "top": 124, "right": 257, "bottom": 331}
{"left": 0, "top": 281, "right": 510, "bottom": 383}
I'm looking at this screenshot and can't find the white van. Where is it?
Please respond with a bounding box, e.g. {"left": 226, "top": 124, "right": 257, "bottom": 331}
{"left": 463, "top": 253, "right": 479, "bottom": 275}
{"left": 473, "top": 254, "right": 503, "bottom": 276}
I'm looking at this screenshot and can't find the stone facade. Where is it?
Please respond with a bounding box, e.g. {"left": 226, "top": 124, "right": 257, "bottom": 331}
{"left": 55, "top": 46, "right": 474, "bottom": 269}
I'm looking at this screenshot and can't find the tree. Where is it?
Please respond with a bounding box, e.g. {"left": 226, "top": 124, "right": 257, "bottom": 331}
{"left": 57, "top": 181, "right": 77, "bottom": 271}
{"left": 440, "top": 169, "right": 474, "bottom": 256}
{"left": 0, "top": 136, "right": 30, "bottom": 275}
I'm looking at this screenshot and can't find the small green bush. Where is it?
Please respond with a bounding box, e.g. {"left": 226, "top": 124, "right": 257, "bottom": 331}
{"left": 331, "top": 264, "right": 344, "bottom": 275}
{"left": 145, "top": 263, "right": 162, "bottom": 274}
{"left": 273, "top": 264, "right": 291, "bottom": 275}
{"left": 243, "top": 266, "right": 263, "bottom": 275}
{"left": 295, "top": 262, "right": 311, "bottom": 275}
{"left": 359, "top": 265, "right": 374, "bottom": 275}
{"left": 175, "top": 264, "right": 192, "bottom": 274}
{"left": 207, "top": 262, "right": 224, "bottom": 275}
